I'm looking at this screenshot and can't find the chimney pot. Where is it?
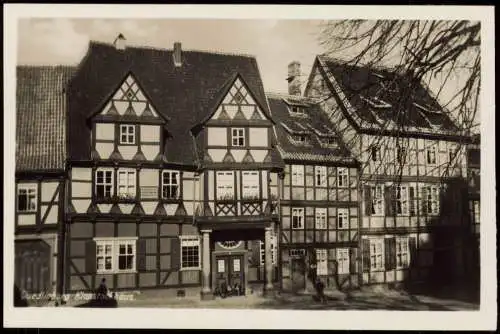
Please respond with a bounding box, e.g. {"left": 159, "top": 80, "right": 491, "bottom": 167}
{"left": 113, "top": 33, "right": 126, "bottom": 51}
{"left": 173, "top": 42, "right": 182, "bottom": 67}
{"left": 287, "top": 61, "right": 301, "bottom": 96}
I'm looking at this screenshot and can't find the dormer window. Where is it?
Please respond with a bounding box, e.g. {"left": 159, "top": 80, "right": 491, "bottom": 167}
{"left": 290, "top": 106, "right": 307, "bottom": 116}
{"left": 293, "top": 134, "right": 307, "bottom": 143}
{"left": 120, "top": 124, "right": 136, "bottom": 144}
{"left": 319, "top": 136, "right": 337, "bottom": 148}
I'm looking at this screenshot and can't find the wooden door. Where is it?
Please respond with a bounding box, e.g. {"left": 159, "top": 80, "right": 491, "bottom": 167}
{"left": 215, "top": 256, "right": 229, "bottom": 290}
{"left": 228, "top": 255, "right": 244, "bottom": 293}
{"left": 291, "top": 258, "right": 306, "bottom": 292}
{"left": 15, "top": 240, "right": 51, "bottom": 294}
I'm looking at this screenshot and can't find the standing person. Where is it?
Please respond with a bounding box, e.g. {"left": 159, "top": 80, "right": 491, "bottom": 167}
{"left": 96, "top": 278, "right": 108, "bottom": 300}
{"left": 315, "top": 277, "right": 326, "bottom": 304}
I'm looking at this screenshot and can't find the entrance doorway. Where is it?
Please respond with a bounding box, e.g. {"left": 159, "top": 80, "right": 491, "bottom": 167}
{"left": 215, "top": 254, "right": 245, "bottom": 295}
{"left": 15, "top": 240, "right": 51, "bottom": 294}
{"left": 291, "top": 258, "right": 306, "bottom": 292}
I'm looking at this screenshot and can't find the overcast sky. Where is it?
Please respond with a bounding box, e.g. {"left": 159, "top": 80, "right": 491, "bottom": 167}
{"left": 17, "top": 18, "right": 326, "bottom": 94}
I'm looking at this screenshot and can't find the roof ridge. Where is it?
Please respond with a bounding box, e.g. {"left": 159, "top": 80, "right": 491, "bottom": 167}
{"left": 318, "top": 54, "right": 402, "bottom": 74}
{"left": 265, "top": 91, "right": 319, "bottom": 102}
{"left": 89, "top": 40, "right": 256, "bottom": 58}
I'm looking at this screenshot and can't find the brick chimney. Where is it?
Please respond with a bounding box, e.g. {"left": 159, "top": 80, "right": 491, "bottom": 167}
{"left": 113, "top": 33, "right": 126, "bottom": 51}
{"left": 287, "top": 61, "right": 301, "bottom": 95}
{"left": 173, "top": 42, "right": 182, "bottom": 67}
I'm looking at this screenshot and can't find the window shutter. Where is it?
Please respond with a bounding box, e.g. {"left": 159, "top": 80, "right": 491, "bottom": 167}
{"left": 136, "top": 239, "right": 147, "bottom": 272}
{"left": 363, "top": 185, "right": 372, "bottom": 216}
{"left": 409, "top": 187, "right": 416, "bottom": 216}
{"left": 384, "top": 186, "right": 394, "bottom": 216}
{"left": 421, "top": 186, "right": 428, "bottom": 215}
{"left": 170, "top": 237, "right": 181, "bottom": 270}
{"left": 349, "top": 248, "right": 356, "bottom": 274}
{"left": 85, "top": 240, "right": 96, "bottom": 274}
{"left": 362, "top": 239, "right": 370, "bottom": 272}
{"left": 385, "top": 238, "right": 395, "bottom": 270}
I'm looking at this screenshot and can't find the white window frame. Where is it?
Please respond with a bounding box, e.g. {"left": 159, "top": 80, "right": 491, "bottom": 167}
{"left": 120, "top": 124, "right": 136, "bottom": 144}
{"left": 259, "top": 235, "right": 277, "bottom": 266}
{"left": 316, "top": 249, "right": 328, "bottom": 276}
{"left": 216, "top": 171, "right": 235, "bottom": 200}
{"left": 117, "top": 168, "right": 136, "bottom": 199}
{"left": 395, "top": 185, "right": 409, "bottom": 216}
{"left": 315, "top": 208, "right": 327, "bottom": 230}
{"left": 180, "top": 235, "right": 201, "bottom": 270}
{"left": 336, "top": 248, "right": 350, "bottom": 274}
{"left": 94, "top": 237, "right": 137, "bottom": 274}
{"left": 370, "top": 239, "right": 385, "bottom": 271}
{"left": 423, "top": 185, "right": 440, "bottom": 215}
{"left": 371, "top": 185, "right": 384, "bottom": 216}
{"left": 231, "top": 128, "right": 245, "bottom": 147}
{"left": 95, "top": 168, "right": 114, "bottom": 199}
{"left": 396, "top": 237, "right": 410, "bottom": 269}
{"left": 291, "top": 207, "right": 304, "bottom": 230}
{"left": 337, "top": 167, "right": 349, "bottom": 188}
{"left": 242, "top": 171, "right": 260, "bottom": 199}
{"left": 289, "top": 248, "right": 306, "bottom": 258}
{"left": 426, "top": 144, "right": 437, "bottom": 165}
{"left": 291, "top": 165, "right": 304, "bottom": 186}
{"left": 17, "top": 184, "right": 37, "bottom": 212}
{"left": 162, "top": 170, "right": 180, "bottom": 199}
{"left": 337, "top": 208, "right": 349, "bottom": 229}
{"left": 315, "top": 166, "right": 327, "bottom": 187}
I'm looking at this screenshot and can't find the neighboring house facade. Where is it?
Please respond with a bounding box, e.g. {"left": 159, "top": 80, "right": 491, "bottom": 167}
{"left": 303, "top": 55, "right": 474, "bottom": 286}
{"left": 63, "top": 36, "right": 283, "bottom": 298}
{"left": 15, "top": 66, "right": 75, "bottom": 296}
{"left": 466, "top": 133, "right": 480, "bottom": 284}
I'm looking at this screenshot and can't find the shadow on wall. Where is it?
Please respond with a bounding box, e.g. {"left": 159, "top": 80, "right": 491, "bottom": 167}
{"left": 14, "top": 285, "right": 28, "bottom": 307}
{"left": 402, "top": 177, "right": 480, "bottom": 304}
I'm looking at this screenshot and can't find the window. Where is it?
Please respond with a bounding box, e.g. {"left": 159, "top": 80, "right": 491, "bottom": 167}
{"left": 396, "top": 237, "right": 409, "bottom": 268}
{"left": 337, "top": 248, "right": 350, "bottom": 274}
{"left": 371, "top": 146, "right": 379, "bottom": 162}
{"left": 426, "top": 144, "right": 437, "bottom": 165}
{"left": 396, "top": 147, "right": 406, "bottom": 164}
{"left": 120, "top": 124, "right": 135, "bottom": 144}
{"left": 292, "top": 134, "right": 307, "bottom": 144}
{"left": 473, "top": 200, "right": 480, "bottom": 224}
{"left": 395, "top": 185, "right": 408, "bottom": 215}
{"left": 291, "top": 165, "right": 304, "bottom": 186}
{"left": 316, "top": 249, "right": 328, "bottom": 276}
{"left": 117, "top": 169, "right": 136, "bottom": 199}
{"left": 242, "top": 171, "right": 259, "bottom": 199}
{"left": 162, "top": 171, "right": 180, "bottom": 199}
{"left": 315, "top": 208, "right": 327, "bottom": 230}
{"left": 180, "top": 236, "right": 200, "bottom": 269}
{"left": 95, "top": 238, "right": 137, "bottom": 274}
{"left": 370, "top": 239, "right": 384, "bottom": 271}
{"left": 371, "top": 185, "right": 384, "bottom": 215}
{"left": 96, "top": 169, "right": 114, "bottom": 199}
{"left": 425, "top": 186, "right": 440, "bottom": 215}
{"left": 17, "top": 185, "right": 37, "bottom": 212}
{"left": 259, "top": 235, "right": 277, "bottom": 266}
{"left": 315, "top": 166, "right": 327, "bottom": 187}
{"left": 337, "top": 208, "right": 349, "bottom": 229}
{"left": 216, "top": 171, "right": 234, "bottom": 200}
{"left": 290, "top": 106, "right": 306, "bottom": 116}
{"left": 231, "top": 128, "right": 245, "bottom": 147}
{"left": 337, "top": 167, "right": 348, "bottom": 188}
{"left": 289, "top": 249, "right": 306, "bottom": 258}
{"left": 291, "top": 208, "right": 304, "bottom": 229}
{"left": 320, "top": 137, "right": 337, "bottom": 148}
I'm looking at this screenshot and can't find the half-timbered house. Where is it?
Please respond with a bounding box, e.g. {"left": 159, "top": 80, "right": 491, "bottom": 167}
{"left": 64, "top": 35, "right": 284, "bottom": 299}
{"left": 303, "top": 55, "right": 474, "bottom": 286}
{"left": 15, "top": 66, "right": 75, "bottom": 297}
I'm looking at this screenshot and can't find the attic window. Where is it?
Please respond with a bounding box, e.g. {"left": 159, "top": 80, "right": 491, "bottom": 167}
{"left": 290, "top": 134, "right": 307, "bottom": 145}
{"left": 319, "top": 137, "right": 337, "bottom": 148}
{"left": 361, "top": 96, "right": 391, "bottom": 109}
{"left": 290, "top": 106, "right": 307, "bottom": 116}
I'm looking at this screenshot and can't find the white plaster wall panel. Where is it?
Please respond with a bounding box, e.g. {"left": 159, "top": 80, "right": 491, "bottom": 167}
{"left": 385, "top": 270, "right": 395, "bottom": 282}
{"left": 41, "top": 182, "right": 59, "bottom": 202}
{"left": 132, "top": 102, "right": 147, "bottom": 116}
{"left": 165, "top": 204, "right": 178, "bottom": 216}
{"left": 115, "top": 101, "right": 129, "bottom": 115}
{"left": 96, "top": 142, "right": 114, "bottom": 159}
{"left": 118, "top": 145, "right": 137, "bottom": 160}
{"left": 250, "top": 150, "right": 267, "bottom": 163}
{"left": 225, "top": 105, "right": 238, "bottom": 119}
{"left": 72, "top": 200, "right": 91, "bottom": 213}
{"left": 184, "top": 202, "right": 194, "bottom": 216}
{"left": 249, "top": 128, "right": 268, "bottom": 147}
{"left": 95, "top": 123, "right": 115, "bottom": 141}
{"left": 207, "top": 127, "right": 227, "bottom": 146}
{"left": 119, "top": 204, "right": 134, "bottom": 214}
{"left": 140, "top": 125, "right": 160, "bottom": 143}
{"left": 142, "top": 145, "right": 159, "bottom": 161}
{"left": 261, "top": 171, "right": 268, "bottom": 199}
{"left": 140, "top": 169, "right": 158, "bottom": 186}
{"left": 18, "top": 214, "right": 36, "bottom": 225}
{"left": 100, "top": 101, "right": 112, "bottom": 115}
{"left": 97, "top": 204, "right": 112, "bottom": 214}
{"left": 72, "top": 182, "right": 91, "bottom": 198}
{"left": 212, "top": 106, "right": 222, "bottom": 120}
{"left": 207, "top": 149, "right": 226, "bottom": 162}
{"left": 184, "top": 172, "right": 195, "bottom": 179}
{"left": 183, "top": 179, "right": 194, "bottom": 201}
{"left": 231, "top": 149, "right": 246, "bottom": 162}
{"left": 72, "top": 168, "right": 92, "bottom": 181}
{"left": 208, "top": 171, "right": 214, "bottom": 201}
{"left": 41, "top": 204, "right": 58, "bottom": 224}
{"left": 208, "top": 202, "right": 214, "bottom": 215}
{"left": 142, "top": 202, "right": 157, "bottom": 215}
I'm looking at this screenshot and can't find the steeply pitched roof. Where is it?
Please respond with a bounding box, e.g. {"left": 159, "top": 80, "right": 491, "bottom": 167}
{"left": 68, "top": 41, "right": 270, "bottom": 165}
{"left": 267, "top": 93, "right": 356, "bottom": 165}
{"left": 16, "top": 66, "right": 76, "bottom": 172}
{"left": 316, "top": 55, "right": 462, "bottom": 138}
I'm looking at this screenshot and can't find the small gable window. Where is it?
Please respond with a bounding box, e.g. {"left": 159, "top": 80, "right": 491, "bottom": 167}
{"left": 120, "top": 124, "right": 136, "bottom": 144}
{"left": 17, "top": 184, "right": 37, "bottom": 212}
{"left": 231, "top": 128, "right": 245, "bottom": 147}
{"left": 290, "top": 106, "right": 307, "bottom": 116}
{"left": 292, "top": 134, "right": 307, "bottom": 144}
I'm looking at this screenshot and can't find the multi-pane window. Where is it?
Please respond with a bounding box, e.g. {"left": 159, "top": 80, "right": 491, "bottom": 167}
{"left": 315, "top": 166, "right": 327, "bottom": 187}
{"left": 337, "top": 208, "right": 349, "bottom": 229}
{"left": 426, "top": 144, "right": 437, "bottom": 165}
{"left": 291, "top": 165, "right": 304, "bottom": 186}
{"left": 17, "top": 185, "right": 37, "bottom": 212}
{"left": 117, "top": 169, "right": 136, "bottom": 199}
{"left": 259, "top": 235, "right": 277, "bottom": 266}
{"left": 337, "top": 248, "right": 350, "bottom": 274}
{"left": 96, "top": 169, "right": 114, "bottom": 199}
{"left": 95, "top": 238, "right": 137, "bottom": 274}
{"left": 315, "top": 208, "right": 327, "bottom": 230}
{"left": 316, "top": 249, "right": 328, "bottom": 276}
{"left": 120, "top": 124, "right": 135, "bottom": 144}
{"left": 162, "top": 171, "right": 180, "bottom": 199}
{"left": 289, "top": 248, "right": 306, "bottom": 258}
{"left": 337, "top": 167, "right": 348, "bottom": 187}
{"left": 371, "top": 185, "right": 384, "bottom": 215}
{"left": 216, "top": 171, "right": 234, "bottom": 200}
{"left": 292, "top": 135, "right": 307, "bottom": 144}
{"left": 242, "top": 171, "right": 259, "bottom": 199}
{"left": 290, "top": 106, "right": 306, "bottom": 115}
{"left": 180, "top": 236, "right": 200, "bottom": 269}
{"left": 231, "top": 128, "right": 245, "bottom": 147}
{"left": 370, "top": 239, "right": 384, "bottom": 271}
{"left": 396, "top": 237, "right": 409, "bottom": 268}
{"left": 291, "top": 208, "right": 304, "bottom": 229}
{"left": 425, "top": 186, "right": 440, "bottom": 215}
{"left": 395, "top": 186, "right": 408, "bottom": 215}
